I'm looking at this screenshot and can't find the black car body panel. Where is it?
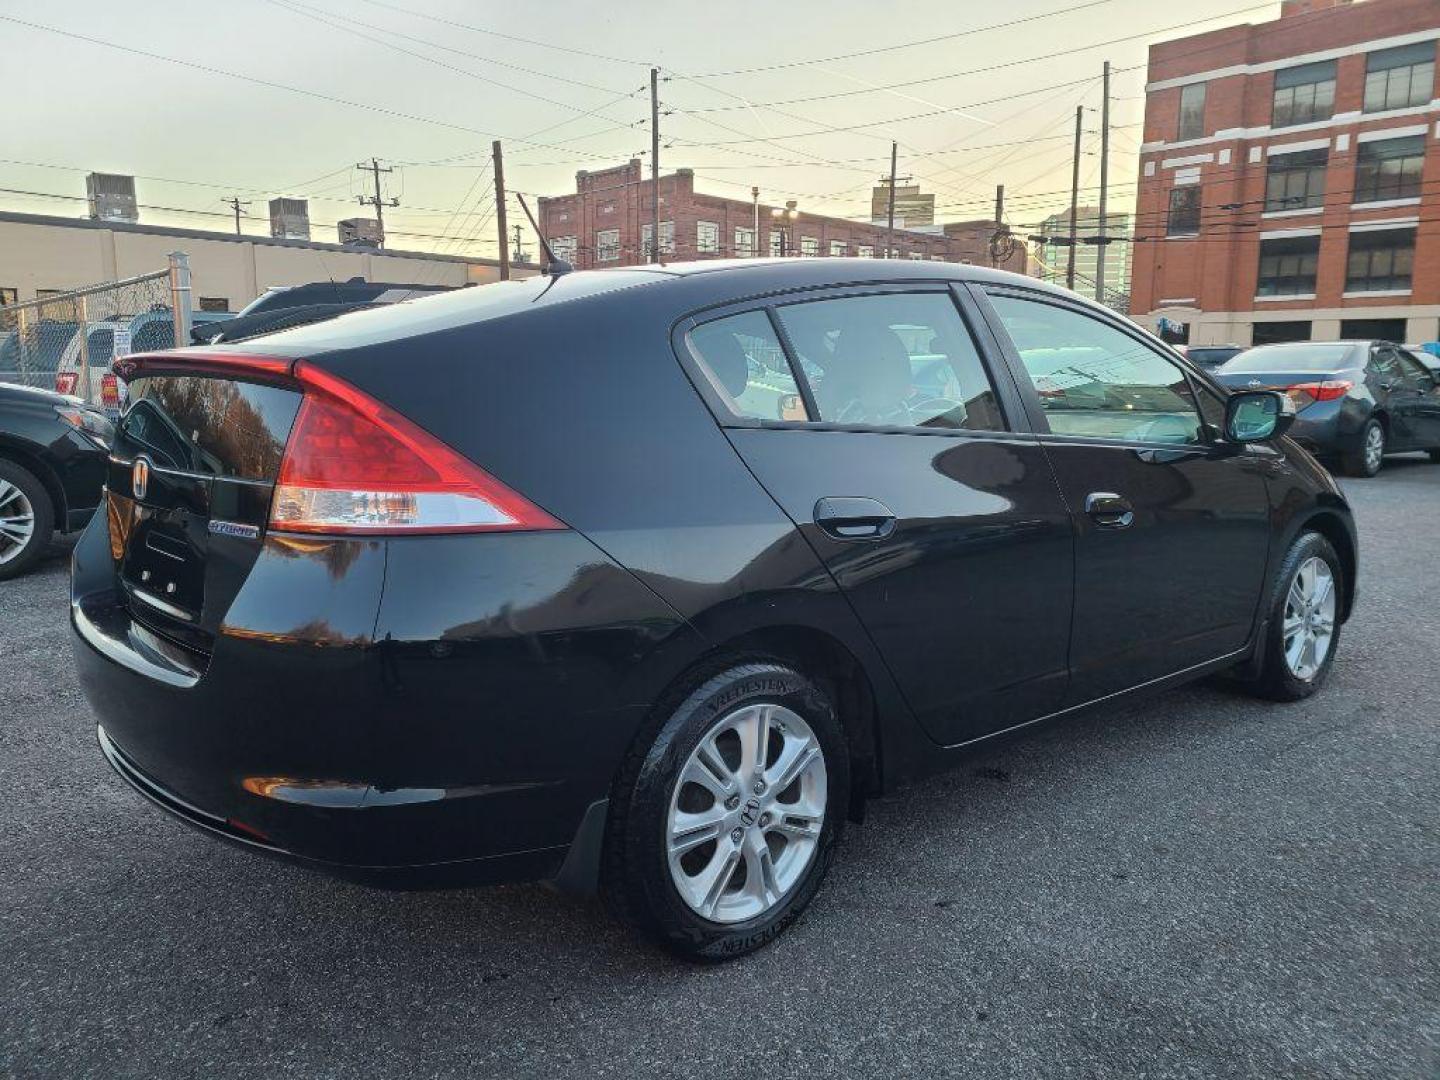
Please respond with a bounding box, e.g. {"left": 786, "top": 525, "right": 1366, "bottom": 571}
{"left": 71, "top": 260, "right": 1358, "bottom": 890}
{"left": 0, "top": 382, "right": 108, "bottom": 531}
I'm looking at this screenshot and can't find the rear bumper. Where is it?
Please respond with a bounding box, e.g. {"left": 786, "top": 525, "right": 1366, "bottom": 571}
{"left": 1286, "top": 399, "right": 1367, "bottom": 456}
{"left": 70, "top": 511, "right": 696, "bottom": 887}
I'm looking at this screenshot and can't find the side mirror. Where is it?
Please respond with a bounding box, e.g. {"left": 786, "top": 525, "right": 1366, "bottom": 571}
{"left": 1225, "top": 390, "right": 1294, "bottom": 444}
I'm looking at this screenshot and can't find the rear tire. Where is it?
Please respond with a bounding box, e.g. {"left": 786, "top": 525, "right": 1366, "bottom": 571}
{"left": 0, "top": 459, "right": 54, "bottom": 581}
{"left": 1340, "top": 418, "right": 1384, "bottom": 477}
{"left": 603, "top": 660, "right": 849, "bottom": 961}
{"left": 1239, "top": 531, "right": 1343, "bottom": 702}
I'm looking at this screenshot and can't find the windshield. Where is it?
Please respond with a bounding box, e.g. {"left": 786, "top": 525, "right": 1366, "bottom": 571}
{"left": 1222, "top": 345, "right": 1356, "bottom": 372}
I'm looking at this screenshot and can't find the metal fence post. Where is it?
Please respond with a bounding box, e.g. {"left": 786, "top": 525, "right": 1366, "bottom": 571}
{"left": 76, "top": 294, "right": 91, "bottom": 404}
{"left": 168, "top": 251, "right": 192, "bottom": 349}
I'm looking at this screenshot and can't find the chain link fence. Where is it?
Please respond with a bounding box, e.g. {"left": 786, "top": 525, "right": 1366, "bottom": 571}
{"left": 0, "top": 254, "right": 193, "bottom": 411}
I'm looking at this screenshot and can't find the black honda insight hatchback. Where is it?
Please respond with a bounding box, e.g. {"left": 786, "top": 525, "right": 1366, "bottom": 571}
{"left": 72, "top": 260, "right": 1356, "bottom": 959}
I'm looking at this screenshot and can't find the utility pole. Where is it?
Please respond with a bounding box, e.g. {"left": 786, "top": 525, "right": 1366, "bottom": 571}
{"left": 751, "top": 186, "right": 760, "bottom": 257}
{"left": 512, "top": 223, "right": 525, "bottom": 265}
{"left": 225, "top": 196, "right": 251, "bottom": 236}
{"left": 356, "top": 157, "right": 398, "bottom": 249}
{"left": 1067, "top": 105, "right": 1083, "bottom": 291}
{"left": 992, "top": 184, "right": 1005, "bottom": 268}
{"left": 492, "top": 141, "right": 510, "bottom": 280}
{"left": 885, "top": 141, "right": 898, "bottom": 258}
{"left": 1096, "top": 61, "right": 1111, "bottom": 306}
{"left": 650, "top": 67, "right": 661, "bottom": 262}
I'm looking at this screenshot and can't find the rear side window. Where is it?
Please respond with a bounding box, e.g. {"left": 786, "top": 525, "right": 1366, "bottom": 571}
{"left": 775, "top": 293, "right": 1004, "bottom": 431}
{"left": 989, "top": 294, "right": 1203, "bottom": 446}
{"left": 115, "top": 376, "right": 301, "bottom": 479}
{"left": 689, "top": 311, "right": 808, "bottom": 422}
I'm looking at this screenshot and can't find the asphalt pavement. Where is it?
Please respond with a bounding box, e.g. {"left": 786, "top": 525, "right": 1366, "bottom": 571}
{"left": 2, "top": 458, "right": 1437, "bottom": 1079}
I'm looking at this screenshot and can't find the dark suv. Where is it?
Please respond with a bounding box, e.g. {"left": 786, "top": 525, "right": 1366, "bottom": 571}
{"left": 71, "top": 260, "right": 1356, "bottom": 959}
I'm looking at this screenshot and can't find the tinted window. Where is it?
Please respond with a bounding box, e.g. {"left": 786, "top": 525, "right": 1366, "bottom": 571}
{"left": 774, "top": 292, "right": 1004, "bottom": 431}
{"left": 1368, "top": 348, "right": 1405, "bottom": 379}
{"left": 989, "top": 294, "right": 1202, "bottom": 445}
{"left": 1222, "top": 345, "right": 1355, "bottom": 372}
{"left": 116, "top": 376, "right": 301, "bottom": 479}
{"left": 688, "top": 311, "right": 807, "bottom": 422}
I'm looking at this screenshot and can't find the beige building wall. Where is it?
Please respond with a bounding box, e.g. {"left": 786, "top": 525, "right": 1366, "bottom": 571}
{"left": 0, "top": 213, "right": 534, "bottom": 311}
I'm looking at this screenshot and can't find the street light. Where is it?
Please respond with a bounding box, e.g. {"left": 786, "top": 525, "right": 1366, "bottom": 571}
{"left": 770, "top": 200, "right": 799, "bottom": 256}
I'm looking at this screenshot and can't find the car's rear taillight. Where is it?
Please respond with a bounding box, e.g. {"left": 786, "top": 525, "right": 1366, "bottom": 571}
{"left": 270, "top": 361, "right": 564, "bottom": 535}
{"left": 1285, "top": 380, "right": 1352, "bottom": 409}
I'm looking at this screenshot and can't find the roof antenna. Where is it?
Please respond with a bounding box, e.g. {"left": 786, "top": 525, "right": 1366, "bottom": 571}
{"left": 514, "top": 193, "right": 572, "bottom": 276}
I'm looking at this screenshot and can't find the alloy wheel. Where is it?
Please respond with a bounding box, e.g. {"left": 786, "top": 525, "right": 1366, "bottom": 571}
{"left": 1282, "top": 555, "right": 1336, "bottom": 681}
{"left": 1364, "top": 423, "right": 1385, "bottom": 473}
{"left": 666, "top": 703, "right": 827, "bottom": 924}
{"left": 0, "top": 479, "right": 36, "bottom": 565}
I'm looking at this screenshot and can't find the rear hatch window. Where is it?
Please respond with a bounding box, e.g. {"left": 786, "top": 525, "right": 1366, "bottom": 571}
{"left": 109, "top": 375, "right": 301, "bottom": 652}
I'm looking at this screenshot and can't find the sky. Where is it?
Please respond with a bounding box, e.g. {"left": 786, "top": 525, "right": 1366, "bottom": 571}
{"left": 0, "top": 0, "right": 1285, "bottom": 261}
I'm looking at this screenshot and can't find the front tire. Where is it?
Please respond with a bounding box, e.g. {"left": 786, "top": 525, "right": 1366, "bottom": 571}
{"left": 0, "top": 459, "right": 53, "bottom": 581}
{"left": 1241, "top": 531, "right": 1343, "bottom": 701}
{"left": 603, "top": 661, "right": 849, "bottom": 961}
{"left": 1341, "top": 418, "right": 1385, "bottom": 477}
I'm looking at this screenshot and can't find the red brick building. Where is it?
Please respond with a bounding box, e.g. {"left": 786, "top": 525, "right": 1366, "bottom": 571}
{"left": 537, "top": 160, "right": 1025, "bottom": 273}
{"left": 1131, "top": 0, "right": 1439, "bottom": 345}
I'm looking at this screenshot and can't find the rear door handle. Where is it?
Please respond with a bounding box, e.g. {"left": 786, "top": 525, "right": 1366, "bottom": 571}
{"left": 813, "top": 496, "right": 897, "bottom": 541}
{"left": 1085, "top": 491, "right": 1134, "bottom": 529}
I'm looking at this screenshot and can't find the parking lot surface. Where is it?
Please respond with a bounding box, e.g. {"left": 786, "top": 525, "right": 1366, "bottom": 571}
{"left": 2, "top": 459, "right": 1437, "bottom": 1080}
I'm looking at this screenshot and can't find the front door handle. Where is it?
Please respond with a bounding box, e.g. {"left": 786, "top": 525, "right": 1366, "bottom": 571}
{"left": 1085, "top": 491, "right": 1134, "bottom": 529}
{"left": 814, "top": 496, "right": 897, "bottom": 541}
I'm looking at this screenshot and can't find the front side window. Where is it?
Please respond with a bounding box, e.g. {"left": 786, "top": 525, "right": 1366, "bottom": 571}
{"left": 1354, "top": 135, "right": 1426, "bottom": 203}
{"left": 1346, "top": 228, "right": 1415, "bottom": 293}
{"left": 1178, "top": 82, "right": 1207, "bottom": 140}
{"left": 1364, "top": 41, "right": 1435, "bottom": 112}
{"left": 595, "top": 229, "right": 620, "bottom": 262}
{"left": 1257, "top": 235, "right": 1321, "bottom": 296}
{"left": 1272, "top": 61, "right": 1336, "bottom": 127}
{"left": 734, "top": 226, "right": 755, "bottom": 257}
{"left": 1167, "top": 185, "right": 1201, "bottom": 235}
{"left": 696, "top": 220, "right": 719, "bottom": 254}
{"left": 688, "top": 311, "right": 806, "bottom": 422}
{"left": 1265, "top": 148, "right": 1328, "bottom": 212}
{"left": 988, "top": 294, "right": 1203, "bottom": 445}
{"left": 774, "top": 292, "right": 1005, "bottom": 431}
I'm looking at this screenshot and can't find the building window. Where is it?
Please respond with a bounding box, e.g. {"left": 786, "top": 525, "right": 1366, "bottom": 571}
{"left": 1167, "top": 185, "right": 1201, "bottom": 235}
{"left": 596, "top": 228, "right": 620, "bottom": 262}
{"left": 889, "top": 248, "right": 901, "bottom": 259}
{"left": 799, "top": 236, "right": 819, "bottom": 257}
{"left": 931, "top": 255, "right": 945, "bottom": 262}
{"left": 1364, "top": 41, "right": 1435, "bottom": 113}
{"left": 197, "top": 297, "right": 229, "bottom": 312}
{"left": 1253, "top": 320, "right": 1312, "bottom": 345}
{"left": 1345, "top": 228, "right": 1415, "bottom": 293}
{"left": 550, "top": 235, "right": 578, "bottom": 265}
{"left": 1177, "top": 83, "right": 1206, "bottom": 141}
{"left": 641, "top": 221, "right": 674, "bottom": 259}
{"left": 0, "top": 287, "right": 16, "bottom": 306}
{"left": 1264, "top": 148, "right": 1328, "bottom": 212}
{"left": 829, "top": 240, "right": 846, "bottom": 257}
{"left": 770, "top": 230, "right": 785, "bottom": 256}
{"left": 734, "top": 226, "right": 755, "bottom": 257}
{"left": 857, "top": 245, "right": 875, "bottom": 258}
{"left": 1256, "top": 234, "right": 1320, "bottom": 296}
{"left": 1354, "top": 135, "right": 1426, "bottom": 203}
{"left": 697, "top": 220, "right": 720, "bottom": 255}
{"left": 1272, "top": 60, "right": 1336, "bottom": 128}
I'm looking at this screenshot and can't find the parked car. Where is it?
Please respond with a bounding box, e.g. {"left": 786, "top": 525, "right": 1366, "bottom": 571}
{"left": 72, "top": 260, "right": 1357, "bottom": 959}
{"left": 0, "top": 382, "right": 112, "bottom": 578}
{"left": 194, "top": 278, "right": 455, "bottom": 344}
{"left": 52, "top": 310, "right": 235, "bottom": 407}
{"left": 1176, "top": 344, "right": 1245, "bottom": 371}
{"left": 1215, "top": 340, "right": 1440, "bottom": 475}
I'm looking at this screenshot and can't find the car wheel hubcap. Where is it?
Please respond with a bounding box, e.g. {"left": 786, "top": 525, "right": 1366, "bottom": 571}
{"left": 0, "top": 480, "right": 36, "bottom": 565}
{"left": 1283, "top": 556, "right": 1336, "bottom": 681}
{"left": 1365, "top": 425, "right": 1384, "bottom": 470}
{"left": 666, "top": 702, "right": 827, "bottom": 925}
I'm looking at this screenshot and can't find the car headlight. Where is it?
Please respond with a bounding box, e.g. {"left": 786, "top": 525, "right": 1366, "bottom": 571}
{"left": 54, "top": 404, "right": 116, "bottom": 449}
